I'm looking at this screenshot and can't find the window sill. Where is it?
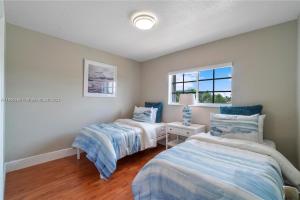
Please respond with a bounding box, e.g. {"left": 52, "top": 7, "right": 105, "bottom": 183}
{"left": 168, "top": 103, "right": 232, "bottom": 108}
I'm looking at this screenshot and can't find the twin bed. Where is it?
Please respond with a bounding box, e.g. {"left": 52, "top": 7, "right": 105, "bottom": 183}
{"left": 72, "top": 104, "right": 300, "bottom": 200}
{"left": 132, "top": 134, "right": 300, "bottom": 200}
{"left": 72, "top": 118, "right": 165, "bottom": 179}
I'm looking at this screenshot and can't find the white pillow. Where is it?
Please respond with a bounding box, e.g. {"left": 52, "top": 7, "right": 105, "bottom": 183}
{"left": 132, "top": 106, "right": 157, "bottom": 123}
{"left": 210, "top": 113, "right": 260, "bottom": 142}
{"left": 151, "top": 108, "right": 158, "bottom": 123}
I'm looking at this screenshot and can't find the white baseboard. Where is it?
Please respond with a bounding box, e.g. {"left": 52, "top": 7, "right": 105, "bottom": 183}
{"left": 5, "top": 148, "right": 77, "bottom": 173}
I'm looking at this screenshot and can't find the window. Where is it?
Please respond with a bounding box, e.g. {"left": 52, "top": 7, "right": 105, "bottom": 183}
{"left": 169, "top": 64, "right": 232, "bottom": 105}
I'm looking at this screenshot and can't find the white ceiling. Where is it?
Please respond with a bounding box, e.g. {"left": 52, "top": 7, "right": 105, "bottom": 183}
{"left": 5, "top": 1, "right": 300, "bottom": 62}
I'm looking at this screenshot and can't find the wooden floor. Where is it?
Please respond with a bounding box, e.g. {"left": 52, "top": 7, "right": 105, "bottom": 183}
{"left": 5, "top": 145, "right": 164, "bottom": 200}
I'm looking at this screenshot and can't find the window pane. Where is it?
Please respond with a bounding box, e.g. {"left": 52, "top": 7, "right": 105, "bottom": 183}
{"left": 170, "top": 66, "right": 233, "bottom": 104}
{"left": 199, "top": 92, "right": 213, "bottom": 103}
{"left": 199, "top": 69, "right": 213, "bottom": 80}
{"left": 172, "top": 92, "right": 182, "bottom": 103}
{"left": 184, "top": 72, "right": 197, "bottom": 81}
{"left": 175, "top": 73, "right": 183, "bottom": 82}
{"left": 215, "top": 79, "right": 231, "bottom": 91}
{"left": 175, "top": 83, "right": 183, "bottom": 92}
{"left": 107, "top": 87, "right": 113, "bottom": 94}
{"left": 184, "top": 82, "right": 197, "bottom": 93}
{"left": 214, "top": 92, "right": 232, "bottom": 104}
{"left": 199, "top": 80, "right": 213, "bottom": 91}
{"left": 215, "top": 66, "right": 232, "bottom": 78}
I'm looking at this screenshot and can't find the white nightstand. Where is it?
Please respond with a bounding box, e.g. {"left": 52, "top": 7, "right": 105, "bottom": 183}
{"left": 166, "top": 122, "right": 206, "bottom": 149}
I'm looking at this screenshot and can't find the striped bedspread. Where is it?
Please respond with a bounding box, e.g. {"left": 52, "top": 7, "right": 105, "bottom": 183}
{"left": 72, "top": 122, "right": 141, "bottom": 179}
{"left": 132, "top": 137, "right": 284, "bottom": 200}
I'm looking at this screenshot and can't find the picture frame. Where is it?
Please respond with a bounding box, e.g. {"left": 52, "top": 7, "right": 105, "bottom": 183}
{"left": 83, "top": 59, "right": 117, "bottom": 97}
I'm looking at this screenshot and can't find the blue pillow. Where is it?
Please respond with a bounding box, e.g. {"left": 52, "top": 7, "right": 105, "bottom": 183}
{"left": 220, "top": 105, "right": 263, "bottom": 116}
{"left": 145, "top": 102, "right": 163, "bottom": 123}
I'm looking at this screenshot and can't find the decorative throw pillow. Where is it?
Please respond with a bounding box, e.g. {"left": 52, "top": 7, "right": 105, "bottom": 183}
{"left": 132, "top": 106, "right": 157, "bottom": 123}
{"left": 219, "top": 105, "right": 265, "bottom": 143}
{"left": 210, "top": 113, "right": 260, "bottom": 142}
{"left": 145, "top": 102, "right": 163, "bottom": 123}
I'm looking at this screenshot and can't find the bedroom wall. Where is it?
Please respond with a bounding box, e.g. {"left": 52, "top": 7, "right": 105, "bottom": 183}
{"left": 140, "top": 21, "right": 298, "bottom": 165}
{"left": 5, "top": 23, "right": 141, "bottom": 162}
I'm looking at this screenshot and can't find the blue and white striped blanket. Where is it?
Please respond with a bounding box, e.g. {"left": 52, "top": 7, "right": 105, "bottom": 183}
{"left": 132, "top": 135, "right": 285, "bottom": 200}
{"left": 72, "top": 122, "right": 142, "bottom": 179}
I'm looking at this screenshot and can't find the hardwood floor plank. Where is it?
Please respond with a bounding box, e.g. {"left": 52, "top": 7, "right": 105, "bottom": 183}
{"left": 5, "top": 145, "right": 164, "bottom": 200}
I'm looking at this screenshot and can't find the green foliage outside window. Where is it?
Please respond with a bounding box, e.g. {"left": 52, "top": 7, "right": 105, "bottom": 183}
{"left": 199, "top": 92, "right": 213, "bottom": 103}
{"left": 175, "top": 91, "right": 231, "bottom": 104}
{"left": 214, "top": 93, "right": 231, "bottom": 104}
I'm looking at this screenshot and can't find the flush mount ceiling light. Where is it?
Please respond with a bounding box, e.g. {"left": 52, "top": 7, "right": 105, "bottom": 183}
{"left": 131, "top": 12, "right": 157, "bottom": 30}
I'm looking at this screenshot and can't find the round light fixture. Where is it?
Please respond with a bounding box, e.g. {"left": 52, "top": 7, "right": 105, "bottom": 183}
{"left": 131, "top": 12, "right": 157, "bottom": 30}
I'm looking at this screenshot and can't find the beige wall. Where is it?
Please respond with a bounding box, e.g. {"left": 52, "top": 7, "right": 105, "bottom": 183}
{"left": 5, "top": 23, "right": 141, "bottom": 161}
{"left": 141, "top": 21, "right": 298, "bottom": 165}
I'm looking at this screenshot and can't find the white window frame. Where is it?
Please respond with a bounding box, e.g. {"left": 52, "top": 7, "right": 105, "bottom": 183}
{"left": 168, "top": 62, "right": 233, "bottom": 107}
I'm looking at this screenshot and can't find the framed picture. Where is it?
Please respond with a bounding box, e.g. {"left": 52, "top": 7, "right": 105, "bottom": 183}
{"left": 83, "top": 59, "right": 117, "bottom": 97}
